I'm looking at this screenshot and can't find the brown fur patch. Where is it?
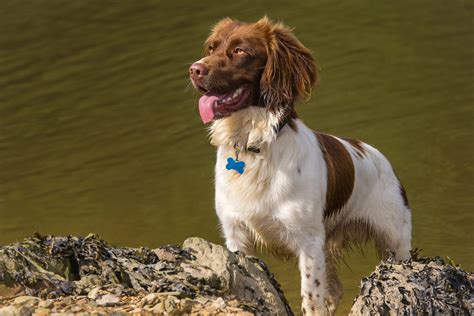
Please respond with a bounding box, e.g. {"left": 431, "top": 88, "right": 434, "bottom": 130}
{"left": 341, "top": 137, "right": 366, "bottom": 159}
{"left": 315, "top": 133, "right": 355, "bottom": 219}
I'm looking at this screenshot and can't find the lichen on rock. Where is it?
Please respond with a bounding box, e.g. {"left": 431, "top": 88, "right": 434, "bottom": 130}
{"left": 0, "top": 234, "right": 293, "bottom": 315}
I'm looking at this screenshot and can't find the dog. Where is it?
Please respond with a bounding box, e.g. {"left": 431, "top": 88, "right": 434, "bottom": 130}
{"left": 189, "top": 17, "right": 412, "bottom": 315}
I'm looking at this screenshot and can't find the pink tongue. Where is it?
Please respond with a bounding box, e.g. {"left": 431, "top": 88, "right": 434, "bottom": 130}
{"left": 198, "top": 95, "right": 220, "bottom": 124}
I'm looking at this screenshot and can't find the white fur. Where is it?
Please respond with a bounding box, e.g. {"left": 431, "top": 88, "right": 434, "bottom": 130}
{"left": 210, "top": 107, "right": 412, "bottom": 315}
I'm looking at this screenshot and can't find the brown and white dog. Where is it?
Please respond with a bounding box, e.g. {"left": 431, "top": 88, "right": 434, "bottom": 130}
{"left": 189, "top": 17, "right": 411, "bottom": 315}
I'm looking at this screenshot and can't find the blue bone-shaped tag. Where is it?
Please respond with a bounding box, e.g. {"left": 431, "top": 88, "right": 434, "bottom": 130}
{"left": 226, "top": 157, "right": 245, "bottom": 174}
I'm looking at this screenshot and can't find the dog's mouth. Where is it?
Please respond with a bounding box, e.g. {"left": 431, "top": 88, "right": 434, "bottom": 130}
{"left": 198, "top": 85, "right": 251, "bottom": 124}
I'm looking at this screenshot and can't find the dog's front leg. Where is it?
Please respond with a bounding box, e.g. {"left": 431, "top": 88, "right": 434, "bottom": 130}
{"left": 299, "top": 235, "right": 334, "bottom": 316}
{"left": 219, "top": 214, "right": 253, "bottom": 254}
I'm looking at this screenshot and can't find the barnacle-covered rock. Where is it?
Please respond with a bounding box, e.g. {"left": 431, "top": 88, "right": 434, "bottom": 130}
{"left": 0, "top": 234, "right": 293, "bottom": 315}
{"left": 350, "top": 250, "right": 473, "bottom": 315}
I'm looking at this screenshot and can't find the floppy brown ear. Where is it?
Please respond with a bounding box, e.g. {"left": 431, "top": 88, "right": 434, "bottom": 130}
{"left": 259, "top": 17, "right": 318, "bottom": 111}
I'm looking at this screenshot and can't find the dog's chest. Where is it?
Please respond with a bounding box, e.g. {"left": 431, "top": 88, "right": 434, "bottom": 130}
{"left": 215, "top": 140, "right": 314, "bottom": 215}
{"left": 216, "top": 147, "right": 289, "bottom": 205}
{"left": 216, "top": 149, "right": 303, "bottom": 256}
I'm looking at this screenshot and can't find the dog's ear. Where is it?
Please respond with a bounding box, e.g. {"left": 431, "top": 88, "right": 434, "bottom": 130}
{"left": 258, "top": 17, "right": 318, "bottom": 110}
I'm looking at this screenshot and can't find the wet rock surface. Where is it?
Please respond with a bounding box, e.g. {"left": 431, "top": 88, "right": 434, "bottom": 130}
{"left": 350, "top": 251, "right": 473, "bottom": 315}
{"left": 0, "top": 234, "right": 293, "bottom": 315}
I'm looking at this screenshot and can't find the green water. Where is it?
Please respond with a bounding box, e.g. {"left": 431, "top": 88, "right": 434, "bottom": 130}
{"left": 0, "top": 1, "right": 472, "bottom": 314}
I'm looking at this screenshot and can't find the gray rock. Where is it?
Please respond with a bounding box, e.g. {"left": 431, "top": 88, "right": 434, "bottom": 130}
{"left": 0, "top": 234, "right": 293, "bottom": 315}
{"left": 37, "top": 299, "right": 54, "bottom": 308}
{"left": 0, "top": 306, "right": 18, "bottom": 316}
{"left": 350, "top": 252, "right": 473, "bottom": 315}
{"left": 1, "top": 297, "right": 40, "bottom": 316}
{"left": 96, "top": 294, "right": 120, "bottom": 306}
{"left": 12, "top": 296, "right": 39, "bottom": 307}
{"left": 140, "top": 293, "right": 160, "bottom": 306}
{"left": 163, "top": 295, "right": 179, "bottom": 313}
{"left": 1, "top": 234, "right": 472, "bottom": 315}
{"left": 183, "top": 237, "right": 293, "bottom": 315}
{"left": 87, "top": 287, "right": 100, "bottom": 300}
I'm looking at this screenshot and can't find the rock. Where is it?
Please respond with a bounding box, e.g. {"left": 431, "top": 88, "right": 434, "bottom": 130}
{"left": 350, "top": 251, "right": 474, "bottom": 315}
{"left": 32, "top": 307, "right": 51, "bottom": 315}
{"left": 52, "top": 300, "right": 63, "bottom": 308}
{"left": 87, "top": 287, "right": 100, "bottom": 300}
{"left": 61, "top": 296, "right": 73, "bottom": 306}
{"left": 179, "top": 297, "right": 195, "bottom": 313}
{"left": 211, "top": 296, "right": 226, "bottom": 311}
{"left": 0, "top": 306, "right": 18, "bottom": 316}
{"left": 96, "top": 294, "right": 120, "bottom": 306}
{"left": 0, "top": 285, "right": 22, "bottom": 299}
{"left": 182, "top": 237, "right": 293, "bottom": 315}
{"left": 37, "top": 299, "right": 53, "bottom": 308}
{"left": 1, "top": 234, "right": 472, "bottom": 314}
{"left": 0, "top": 234, "right": 293, "bottom": 315}
{"left": 163, "top": 295, "right": 179, "bottom": 313}
{"left": 70, "top": 305, "right": 83, "bottom": 313}
{"left": 140, "top": 293, "right": 160, "bottom": 306}
{"left": 12, "top": 296, "right": 39, "bottom": 307}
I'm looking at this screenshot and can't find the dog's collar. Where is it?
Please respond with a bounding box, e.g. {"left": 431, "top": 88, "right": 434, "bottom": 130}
{"left": 273, "top": 113, "right": 292, "bottom": 135}
{"left": 227, "top": 115, "right": 291, "bottom": 175}
{"left": 246, "top": 146, "right": 261, "bottom": 154}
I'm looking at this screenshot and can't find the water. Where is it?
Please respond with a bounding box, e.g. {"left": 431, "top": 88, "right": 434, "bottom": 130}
{"left": 0, "top": 1, "right": 472, "bottom": 314}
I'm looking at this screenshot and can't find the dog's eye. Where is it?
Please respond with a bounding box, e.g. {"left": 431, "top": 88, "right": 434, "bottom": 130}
{"left": 234, "top": 47, "right": 245, "bottom": 55}
{"left": 208, "top": 45, "right": 214, "bottom": 54}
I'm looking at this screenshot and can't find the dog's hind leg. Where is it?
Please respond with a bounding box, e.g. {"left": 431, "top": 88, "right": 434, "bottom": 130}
{"left": 370, "top": 204, "right": 412, "bottom": 261}
{"left": 382, "top": 207, "right": 412, "bottom": 261}
{"left": 299, "top": 234, "right": 335, "bottom": 316}
{"left": 394, "top": 218, "right": 412, "bottom": 261}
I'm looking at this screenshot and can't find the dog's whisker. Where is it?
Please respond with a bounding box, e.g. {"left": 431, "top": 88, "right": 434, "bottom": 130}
{"left": 184, "top": 81, "right": 193, "bottom": 93}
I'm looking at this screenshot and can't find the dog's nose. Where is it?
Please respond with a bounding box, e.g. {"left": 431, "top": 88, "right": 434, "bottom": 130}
{"left": 189, "top": 62, "right": 208, "bottom": 77}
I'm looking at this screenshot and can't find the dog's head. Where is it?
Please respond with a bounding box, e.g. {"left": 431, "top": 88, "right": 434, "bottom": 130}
{"left": 189, "top": 17, "right": 318, "bottom": 124}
